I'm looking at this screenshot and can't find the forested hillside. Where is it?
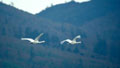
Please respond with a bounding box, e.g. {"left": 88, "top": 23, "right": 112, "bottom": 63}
{"left": 0, "top": 0, "right": 120, "bottom": 68}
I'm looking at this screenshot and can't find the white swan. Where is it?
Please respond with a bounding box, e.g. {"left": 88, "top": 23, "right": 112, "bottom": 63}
{"left": 61, "top": 35, "right": 81, "bottom": 45}
{"left": 21, "top": 33, "right": 45, "bottom": 44}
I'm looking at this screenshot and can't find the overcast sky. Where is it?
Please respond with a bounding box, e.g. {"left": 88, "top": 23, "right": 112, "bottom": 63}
{"left": 1, "top": 0, "right": 90, "bottom": 14}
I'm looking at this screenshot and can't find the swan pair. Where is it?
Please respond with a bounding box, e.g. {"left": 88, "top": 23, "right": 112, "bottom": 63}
{"left": 21, "top": 33, "right": 81, "bottom": 45}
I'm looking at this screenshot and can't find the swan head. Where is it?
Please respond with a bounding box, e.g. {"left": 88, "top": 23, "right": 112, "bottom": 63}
{"left": 38, "top": 41, "right": 45, "bottom": 43}
{"left": 76, "top": 41, "right": 82, "bottom": 44}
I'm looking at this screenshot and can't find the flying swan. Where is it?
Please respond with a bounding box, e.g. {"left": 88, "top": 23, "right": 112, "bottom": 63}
{"left": 61, "top": 35, "right": 81, "bottom": 45}
{"left": 21, "top": 33, "right": 45, "bottom": 44}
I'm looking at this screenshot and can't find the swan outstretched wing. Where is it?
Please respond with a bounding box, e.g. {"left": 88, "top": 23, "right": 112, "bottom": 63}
{"left": 35, "top": 33, "right": 44, "bottom": 41}
{"left": 60, "top": 39, "right": 72, "bottom": 44}
{"left": 73, "top": 35, "right": 81, "bottom": 41}
{"left": 21, "top": 38, "right": 34, "bottom": 42}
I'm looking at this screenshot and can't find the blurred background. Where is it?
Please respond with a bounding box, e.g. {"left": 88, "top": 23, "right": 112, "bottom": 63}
{"left": 0, "top": 0, "right": 120, "bottom": 68}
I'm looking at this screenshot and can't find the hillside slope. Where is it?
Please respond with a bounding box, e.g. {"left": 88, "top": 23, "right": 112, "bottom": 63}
{"left": 0, "top": 1, "right": 120, "bottom": 68}
{"left": 36, "top": 0, "right": 120, "bottom": 26}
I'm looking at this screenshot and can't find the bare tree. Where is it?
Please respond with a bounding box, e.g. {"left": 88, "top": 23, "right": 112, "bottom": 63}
{"left": 71, "top": 0, "right": 74, "bottom": 2}
{"left": 51, "top": 3, "right": 53, "bottom": 7}
{"left": 10, "top": 2, "right": 14, "bottom": 6}
{"left": 1, "top": 0, "right": 3, "bottom": 3}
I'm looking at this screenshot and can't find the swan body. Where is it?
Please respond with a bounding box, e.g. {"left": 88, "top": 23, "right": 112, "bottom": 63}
{"left": 61, "top": 35, "right": 81, "bottom": 45}
{"left": 21, "top": 33, "right": 45, "bottom": 44}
